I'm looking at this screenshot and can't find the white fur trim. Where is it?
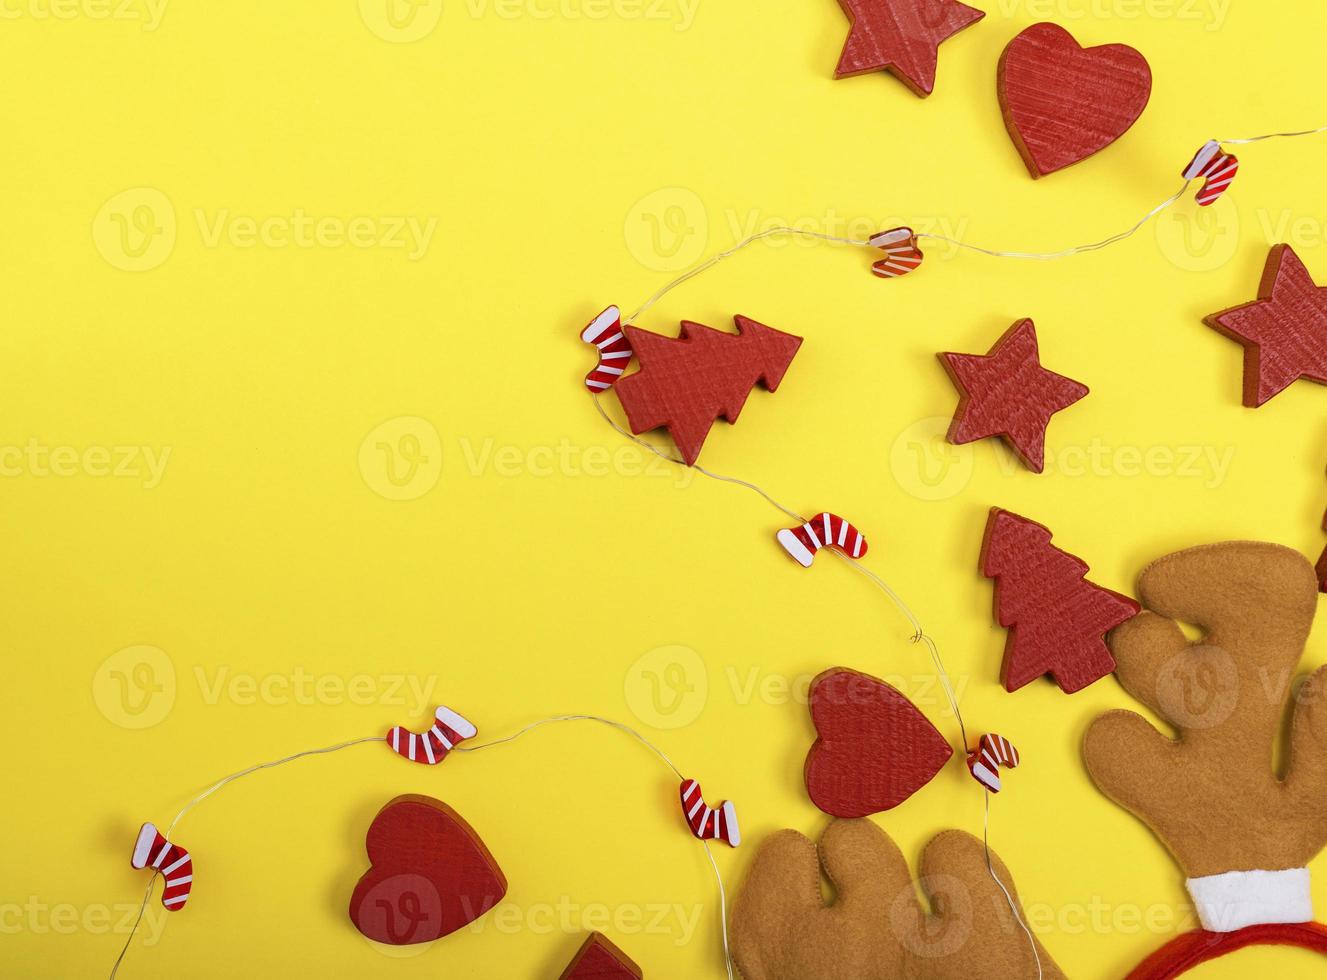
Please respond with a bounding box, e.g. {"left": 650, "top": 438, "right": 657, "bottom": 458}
{"left": 1186, "top": 867, "right": 1312, "bottom": 932}
{"left": 776, "top": 529, "right": 814, "bottom": 568}
{"left": 131, "top": 823, "right": 158, "bottom": 870}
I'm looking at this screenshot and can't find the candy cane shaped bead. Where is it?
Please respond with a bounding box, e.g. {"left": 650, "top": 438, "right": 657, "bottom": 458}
{"left": 869, "top": 227, "right": 924, "bottom": 279}
{"left": 131, "top": 823, "right": 193, "bottom": 911}
{"left": 1183, "top": 140, "right": 1239, "bottom": 208}
{"left": 387, "top": 705, "right": 477, "bottom": 766}
{"left": 679, "top": 778, "right": 741, "bottom": 848}
{"left": 966, "top": 733, "right": 1020, "bottom": 793}
{"left": 581, "top": 306, "right": 633, "bottom": 391}
{"left": 776, "top": 512, "right": 868, "bottom": 568}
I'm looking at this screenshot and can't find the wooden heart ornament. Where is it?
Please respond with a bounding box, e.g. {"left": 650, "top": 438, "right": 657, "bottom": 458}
{"left": 804, "top": 667, "right": 953, "bottom": 818}
{"left": 349, "top": 795, "right": 507, "bottom": 946}
{"left": 998, "top": 22, "right": 1151, "bottom": 178}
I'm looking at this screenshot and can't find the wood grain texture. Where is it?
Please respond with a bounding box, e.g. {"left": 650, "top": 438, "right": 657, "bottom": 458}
{"left": 982, "top": 508, "right": 1139, "bottom": 694}
{"left": 558, "top": 932, "right": 644, "bottom": 979}
{"left": 1204, "top": 244, "right": 1327, "bottom": 407}
{"left": 614, "top": 316, "right": 802, "bottom": 466}
{"left": 834, "top": 0, "right": 984, "bottom": 97}
{"left": 348, "top": 795, "right": 507, "bottom": 946}
{"left": 997, "top": 22, "right": 1151, "bottom": 178}
{"left": 939, "top": 318, "right": 1087, "bottom": 473}
{"left": 804, "top": 667, "right": 952, "bottom": 818}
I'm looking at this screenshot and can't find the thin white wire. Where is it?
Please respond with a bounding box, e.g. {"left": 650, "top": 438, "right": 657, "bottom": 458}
{"left": 1217, "top": 123, "right": 1327, "bottom": 145}
{"left": 457, "top": 713, "right": 684, "bottom": 778}
{"left": 456, "top": 714, "right": 735, "bottom": 980}
{"left": 985, "top": 791, "right": 1043, "bottom": 980}
{"left": 109, "top": 720, "right": 736, "bottom": 980}
{"left": 917, "top": 182, "right": 1190, "bottom": 260}
{"left": 109, "top": 735, "right": 386, "bottom": 979}
{"left": 628, "top": 227, "right": 869, "bottom": 324}
{"left": 622, "top": 124, "right": 1327, "bottom": 299}
{"left": 592, "top": 388, "right": 1033, "bottom": 972}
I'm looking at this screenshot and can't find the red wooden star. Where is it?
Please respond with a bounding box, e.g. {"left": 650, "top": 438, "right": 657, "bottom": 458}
{"left": 939, "top": 319, "right": 1088, "bottom": 473}
{"left": 1204, "top": 244, "right": 1327, "bottom": 407}
{"left": 834, "top": 0, "right": 985, "bottom": 97}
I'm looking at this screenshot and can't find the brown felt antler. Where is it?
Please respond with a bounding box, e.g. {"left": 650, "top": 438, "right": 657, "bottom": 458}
{"left": 1084, "top": 541, "right": 1327, "bottom": 933}
{"left": 730, "top": 819, "right": 1064, "bottom": 980}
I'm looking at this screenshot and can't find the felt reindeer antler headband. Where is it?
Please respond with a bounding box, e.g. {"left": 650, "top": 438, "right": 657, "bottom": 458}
{"left": 1085, "top": 541, "right": 1327, "bottom": 978}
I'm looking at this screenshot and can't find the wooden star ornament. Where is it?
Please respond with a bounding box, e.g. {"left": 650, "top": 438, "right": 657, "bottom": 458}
{"left": 834, "top": 0, "right": 985, "bottom": 97}
{"left": 1204, "top": 244, "right": 1327, "bottom": 407}
{"left": 939, "top": 319, "right": 1088, "bottom": 473}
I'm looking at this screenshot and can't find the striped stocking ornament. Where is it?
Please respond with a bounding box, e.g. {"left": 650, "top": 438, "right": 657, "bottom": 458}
{"left": 776, "top": 512, "right": 868, "bottom": 568}
{"left": 966, "top": 733, "right": 1020, "bottom": 793}
{"left": 869, "top": 227, "right": 924, "bottom": 279}
{"left": 131, "top": 823, "right": 193, "bottom": 911}
{"left": 386, "top": 705, "right": 477, "bottom": 766}
{"left": 679, "top": 778, "right": 741, "bottom": 848}
{"left": 581, "top": 306, "right": 633, "bottom": 391}
{"left": 1183, "top": 141, "right": 1239, "bottom": 208}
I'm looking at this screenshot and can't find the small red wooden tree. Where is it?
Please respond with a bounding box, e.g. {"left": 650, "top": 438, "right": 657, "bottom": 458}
{"left": 981, "top": 508, "right": 1139, "bottom": 694}
{"left": 614, "top": 316, "right": 802, "bottom": 466}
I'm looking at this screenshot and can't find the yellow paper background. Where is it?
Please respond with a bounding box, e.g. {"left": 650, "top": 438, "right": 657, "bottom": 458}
{"left": 2, "top": 1, "right": 1327, "bottom": 976}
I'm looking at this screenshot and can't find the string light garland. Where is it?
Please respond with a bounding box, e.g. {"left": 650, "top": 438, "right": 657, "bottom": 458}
{"left": 625, "top": 127, "right": 1327, "bottom": 308}
{"left": 105, "top": 122, "right": 1327, "bottom": 980}
{"left": 580, "top": 121, "right": 1327, "bottom": 977}
{"left": 109, "top": 715, "right": 741, "bottom": 980}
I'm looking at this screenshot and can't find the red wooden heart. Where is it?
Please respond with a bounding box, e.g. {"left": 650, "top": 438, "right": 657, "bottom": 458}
{"left": 998, "top": 22, "right": 1151, "bottom": 178}
{"left": 349, "top": 795, "right": 507, "bottom": 946}
{"left": 804, "top": 667, "right": 953, "bottom": 818}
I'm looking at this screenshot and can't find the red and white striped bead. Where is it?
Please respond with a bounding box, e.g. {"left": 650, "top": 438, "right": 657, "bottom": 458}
{"left": 869, "top": 227, "right": 924, "bottom": 279}
{"left": 776, "top": 512, "right": 868, "bottom": 568}
{"left": 387, "top": 705, "right": 476, "bottom": 766}
{"left": 966, "top": 733, "right": 1020, "bottom": 793}
{"left": 131, "top": 822, "right": 193, "bottom": 911}
{"left": 679, "top": 778, "right": 740, "bottom": 848}
{"left": 581, "top": 306, "right": 633, "bottom": 391}
{"left": 1183, "top": 140, "right": 1239, "bottom": 208}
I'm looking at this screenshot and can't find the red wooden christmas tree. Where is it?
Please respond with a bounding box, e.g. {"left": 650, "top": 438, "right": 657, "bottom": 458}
{"left": 981, "top": 508, "right": 1139, "bottom": 694}
{"left": 613, "top": 316, "right": 803, "bottom": 466}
